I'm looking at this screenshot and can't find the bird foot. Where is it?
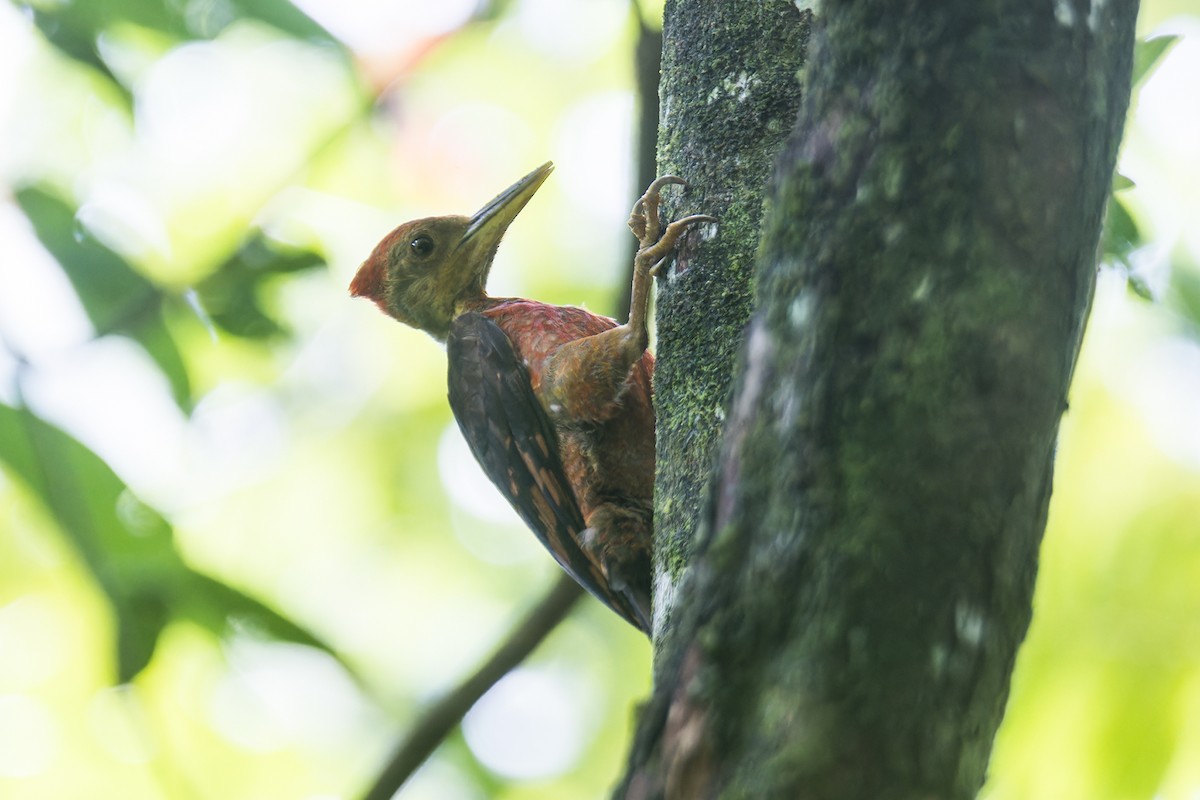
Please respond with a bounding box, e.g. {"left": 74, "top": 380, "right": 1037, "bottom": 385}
{"left": 627, "top": 176, "right": 717, "bottom": 277}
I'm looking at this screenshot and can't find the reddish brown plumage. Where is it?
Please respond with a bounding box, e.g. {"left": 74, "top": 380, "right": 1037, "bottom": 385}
{"left": 479, "top": 298, "right": 656, "bottom": 608}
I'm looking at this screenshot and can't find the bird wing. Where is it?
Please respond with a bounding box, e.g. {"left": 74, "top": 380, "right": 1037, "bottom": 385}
{"left": 446, "top": 312, "right": 647, "bottom": 631}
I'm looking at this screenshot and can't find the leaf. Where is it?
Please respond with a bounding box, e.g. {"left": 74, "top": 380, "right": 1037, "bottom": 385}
{"left": 0, "top": 401, "right": 348, "bottom": 682}
{"left": 15, "top": 0, "right": 342, "bottom": 84}
{"left": 1112, "top": 173, "right": 1135, "bottom": 192}
{"left": 1100, "top": 195, "right": 1141, "bottom": 264}
{"left": 181, "top": 574, "right": 334, "bottom": 653}
{"left": 194, "top": 231, "right": 325, "bottom": 340}
{"left": 1166, "top": 260, "right": 1200, "bottom": 338}
{"left": 474, "top": 0, "right": 522, "bottom": 22}
{"left": 20, "top": 5, "right": 129, "bottom": 91}
{"left": 1132, "top": 35, "right": 1179, "bottom": 89}
{"left": 1101, "top": 196, "right": 1153, "bottom": 301}
{"left": 1126, "top": 273, "right": 1154, "bottom": 302}
{"left": 226, "top": 0, "right": 339, "bottom": 43}
{"left": 0, "top": 401, "right": 174, "bottom": 679}
{"left": 114, "top": 589, "right": 172, "bottom": 682}
{"left": 16, "top": 187, "right": 157, "bottom": 331}
{"left": 14, "top": 185, "right": 193, "bottom": 409}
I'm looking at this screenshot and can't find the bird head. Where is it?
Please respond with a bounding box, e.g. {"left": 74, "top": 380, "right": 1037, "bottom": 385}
{"left": 350, "top": 162, "right": 554, "bottom": 340}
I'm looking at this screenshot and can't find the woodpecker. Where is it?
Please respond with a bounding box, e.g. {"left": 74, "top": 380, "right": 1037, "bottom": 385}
{"left": 350, "top": 162, "right": 714, "bottom": 633}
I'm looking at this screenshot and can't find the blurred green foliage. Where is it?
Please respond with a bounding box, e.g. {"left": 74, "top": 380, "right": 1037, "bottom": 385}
{"left": 16, "top": 0, "right": 334, "bottom": 93}
{"left": 0, "top": 0, "right": 1197, "bottom": 798}
{"left": 16, "top": 185, "right": 192, "bottom": 406}
{"left": 1102, "top": 34, "right": 1178, "bottom": 302}
{"left": 0, "top": 0, "right": 651, "bottom": 797}
{"left": 196, "top": 232, "right": 325, "bottom": 340}
{"left": 0, "top": 401, "right": 337, "bottom": 682}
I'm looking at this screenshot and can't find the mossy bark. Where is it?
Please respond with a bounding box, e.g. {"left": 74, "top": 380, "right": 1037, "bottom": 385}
{"left": 631, "top": 1, "right": 1138, "bottom": 798}
{"left": 651, "top": 0, "right": 812, "bottom": 645}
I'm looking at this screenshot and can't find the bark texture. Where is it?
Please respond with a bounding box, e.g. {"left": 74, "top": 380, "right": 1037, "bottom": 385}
{"left": 651, "top": 0, "right": 811, "bottom": 645}
{"left": 626, "top": 1, "right": 1138, "bottom": 798}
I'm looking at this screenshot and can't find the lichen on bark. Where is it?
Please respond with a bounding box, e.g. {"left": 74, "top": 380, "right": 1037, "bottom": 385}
{"left": 651, "top": 0, "right": 811, "bottom": 643}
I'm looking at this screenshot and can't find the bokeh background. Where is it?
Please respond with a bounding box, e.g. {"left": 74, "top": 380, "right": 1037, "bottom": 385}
{"left": 0, "top": 1, "right": 1197, "bottom": 798}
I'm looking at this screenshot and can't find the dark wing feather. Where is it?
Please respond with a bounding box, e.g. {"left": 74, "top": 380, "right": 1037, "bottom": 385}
{"left": 446, "top": 312, "right": 646, "bottom": 630}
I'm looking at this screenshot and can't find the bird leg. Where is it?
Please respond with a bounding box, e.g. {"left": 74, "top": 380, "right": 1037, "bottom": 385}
{"left": 625, "top": 176, "right": 718, "bottom": 342}
{"left": 538, "top": 177, "right": 715, "bottom": 423}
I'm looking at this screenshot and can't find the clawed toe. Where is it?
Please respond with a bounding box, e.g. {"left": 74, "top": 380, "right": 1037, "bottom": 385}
{"left": 627, "top": 174, "right": 716, "bottom": 264}
{"left": 672, "top": 214, "right": 718, "bottom": 228}
{"left": 638, "top": 213, "right": 717, "bottom": 273}
{"left": 622, "top": 176, "right": 717, "bottom": 341}
{"left": 628, "top": 175, "right": 687, "bottom": 220}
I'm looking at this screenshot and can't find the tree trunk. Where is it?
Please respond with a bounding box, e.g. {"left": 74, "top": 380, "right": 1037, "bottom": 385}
{"left": 629, "top": 1, "right": 1138, "bottom": 798}
{"left": 651, "top": 0, "right": 812, "bottom": 647}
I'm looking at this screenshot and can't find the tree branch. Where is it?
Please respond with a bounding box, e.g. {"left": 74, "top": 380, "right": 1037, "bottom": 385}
{"left": 361, "top": 575, "right": 583, "bottom": 800}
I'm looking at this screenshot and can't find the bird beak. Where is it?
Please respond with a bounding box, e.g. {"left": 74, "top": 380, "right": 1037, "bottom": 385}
{"left": 461, "top": 162, "right": 554, "bottom": 253}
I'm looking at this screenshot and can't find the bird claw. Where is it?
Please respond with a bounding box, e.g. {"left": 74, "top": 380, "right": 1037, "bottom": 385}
{"left": 627, "top": 176, "right": 715, "bottom": 274}
{"left": 620, "top": 175, "right": 716, "bottom": 344}
{"left": 628, "top": 176, "right": 685, "bottom": 244}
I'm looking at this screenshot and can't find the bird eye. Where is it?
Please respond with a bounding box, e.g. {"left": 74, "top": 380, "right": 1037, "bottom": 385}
{"left": 410, "top": 235, "right": 435, "bottom": 259}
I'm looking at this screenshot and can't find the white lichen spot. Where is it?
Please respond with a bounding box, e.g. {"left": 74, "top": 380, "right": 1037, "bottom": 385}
{"left": 883, "top": 222, "right": 905, "bottom": 245}
{"left": 777, "top": 390, "right": 800, "bottom": 433}
{"left": 748, "top": 321, "right": 773, "bottom": 362}
{"left": 652, "top": 568, "right": 677, "bottom": 634}
{"left": 1054, "top": 0, "right": 1074, "bottom": 27}
{"left": 912, "top": 274, "right": 932, "bottom": 302}
{"left": 708, "top": 72, "right": 759, "bottom": 105}
{"left": 954, "top": 601, "right": 986, "bottom": 647}
{"left": 549, "top": 403, "right": 563, "bottom": 414}
{"left": 1088, "top": 0, "right": 1106, "bottom": 31}
{"left": 733, "top": 71, "right": 755, "bottom": 102}
{"left": 788, "top": 291, "right": 814, "bottom": 328}
{"left": 714, "top": 404, "right": 726, "bottom": 423}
